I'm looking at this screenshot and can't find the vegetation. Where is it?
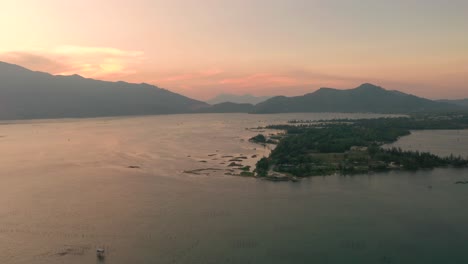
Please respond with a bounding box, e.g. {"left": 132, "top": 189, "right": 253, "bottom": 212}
{"left": 277, "top": 115, "right": 468, "bottom": 131}
{"left": 240, "top": 171, "right": 255, "bottom": 177}
{"left": 256, "top": 115, "right": 468, "bottom": 178}
{"left": 255, "top": 158, "right": 270, "bottom": 177}
{"left": 249, "top": 134, "right": 267, "bottom": 143}
{"left": 240, "top": 166, "right": 251, "bottom": 171}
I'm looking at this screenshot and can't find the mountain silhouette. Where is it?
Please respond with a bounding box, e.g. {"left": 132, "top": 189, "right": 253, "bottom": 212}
{"left": 252, "top": 83, "right": 460, "bottom": 114}
{"left": 207, "top": 94, "right": 271, "bottom": 105}
{"left": 438, "top": 99, "right": 468, "bottom": 107}
{"left": 0, "top": 61, "right": 207, "bottom": 120}
{"left": 196, "top": 102, "right": 254, "bottom": 113}
{"left": 1, "top": 62, "right": 463, "bottom": 120}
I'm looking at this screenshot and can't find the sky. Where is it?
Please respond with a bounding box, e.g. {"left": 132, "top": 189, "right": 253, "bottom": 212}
{"left": 0, "top": 0, "right": 467, "bottom": 100}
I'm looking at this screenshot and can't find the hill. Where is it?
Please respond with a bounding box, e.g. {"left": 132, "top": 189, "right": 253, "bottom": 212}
{"left": 438, "top": 99, "right": 468, "bottom": 107}
{"left": 252, "top": 83, "right": 459, "bottom": 114}
{"left": 207, "top": 94, "right": 271, "bottom": 105}
{"left": 0, "top": 61, "right": 207, "bottom": 120}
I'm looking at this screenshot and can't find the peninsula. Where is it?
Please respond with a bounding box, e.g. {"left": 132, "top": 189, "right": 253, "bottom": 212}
{"left": 254, "top": 114, "right": 468, "bottom": 180}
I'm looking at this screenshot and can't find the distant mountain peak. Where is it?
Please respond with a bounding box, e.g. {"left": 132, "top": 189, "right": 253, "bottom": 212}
{"left": 355, "top": 83, "right": 385, "bottom": 91}
{"left": 69, "top": 74, "right": 85, "bottom": 79}
{"left": 315, "top": 87, "right": 339, "bottom": 93}
{"left": 253, "top": 83, "right": 460, "bottom": 114}
{"left": 207, "top": 93, "right": 272, "bottom": 105}
{"left": 0, "top": 61, "right": 32, "bottom": 72}
{"left": 313, "top": 84, "right": 384, "bottom": 95}
{"left": 0, "top": 61, "right": 208, "bottom": 120}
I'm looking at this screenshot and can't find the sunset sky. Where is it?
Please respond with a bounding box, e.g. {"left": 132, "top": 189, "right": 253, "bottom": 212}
{"left": 0, "top": 0, "right": 467, "bottom": 100}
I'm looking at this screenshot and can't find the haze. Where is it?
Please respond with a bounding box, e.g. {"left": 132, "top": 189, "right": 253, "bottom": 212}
{"left": 0, "top": 0, "right": 467, "bottom": 100}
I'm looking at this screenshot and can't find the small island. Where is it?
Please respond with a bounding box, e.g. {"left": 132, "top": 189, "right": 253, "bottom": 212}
{"left": 254, "top": 114, "right": 468, "bottom": 181}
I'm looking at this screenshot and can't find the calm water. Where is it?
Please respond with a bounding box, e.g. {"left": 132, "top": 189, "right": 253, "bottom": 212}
{"left": 0, "top": 113, "right": 467, "bottom": 264}
{"left": 386, "top": 130, "right": 468, "bottom": 158}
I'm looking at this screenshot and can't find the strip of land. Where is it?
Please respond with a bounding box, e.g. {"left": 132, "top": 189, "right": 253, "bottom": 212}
{"left": 252, "top": 114, "right": 468, "bottom": 181}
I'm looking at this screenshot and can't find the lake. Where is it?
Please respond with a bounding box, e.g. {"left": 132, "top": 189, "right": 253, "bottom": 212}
{"left": 0, "top": 113, "right": 467, "bottom": 264}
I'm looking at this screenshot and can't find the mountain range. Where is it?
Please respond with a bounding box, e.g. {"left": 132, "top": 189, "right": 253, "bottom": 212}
{"left": 0, "top": 61, "right": 207, "bottom": 120}
{"left": 196, "top": 102, "right": 254, "bottom": 113}
{"left": 206, "top": 94, "right": 271, "bottom": 105}
{"left": 252, "top": 83, "right": 461, "bottom": 114}
{"left": 0, "top": 61, "right": 465, "bottom": 120}
{"left": 438, "top": 99, "right": 468, "bottom": 107}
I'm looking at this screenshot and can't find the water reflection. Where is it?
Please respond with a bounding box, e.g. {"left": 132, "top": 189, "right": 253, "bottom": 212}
{"left": 0, "top": 113, "right": 467, "bottom": 263}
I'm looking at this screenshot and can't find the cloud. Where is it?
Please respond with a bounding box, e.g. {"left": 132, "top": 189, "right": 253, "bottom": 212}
{"left": 0, "top": 51, "right": 67, "bottom": 73}
{"left": 219, "top": 73, "right": 299, "bottom": 87}
{"left": 162, "top": 68, "right": 224, "bottom": 82}
{"left": 163, "top": 73, "right": 196, "bottom": 82}
{"left": 6, "top": 47, "right": 452, "bottom": 100}
{"left": 0, "top": 45, "right": 144, "bottom": 79}
{"left": 53, "top": 45, "right": 143, "bottom": 57}
{"left": 199, "top": 68, "right": 224, "bottom": 76}
{"left": 139, "top": 69, "right": 377, "bottom": 100}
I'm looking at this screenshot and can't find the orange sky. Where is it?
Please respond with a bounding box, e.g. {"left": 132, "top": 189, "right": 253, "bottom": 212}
{"left": 0, "top": 0, "right": 467, "bottom": 100}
